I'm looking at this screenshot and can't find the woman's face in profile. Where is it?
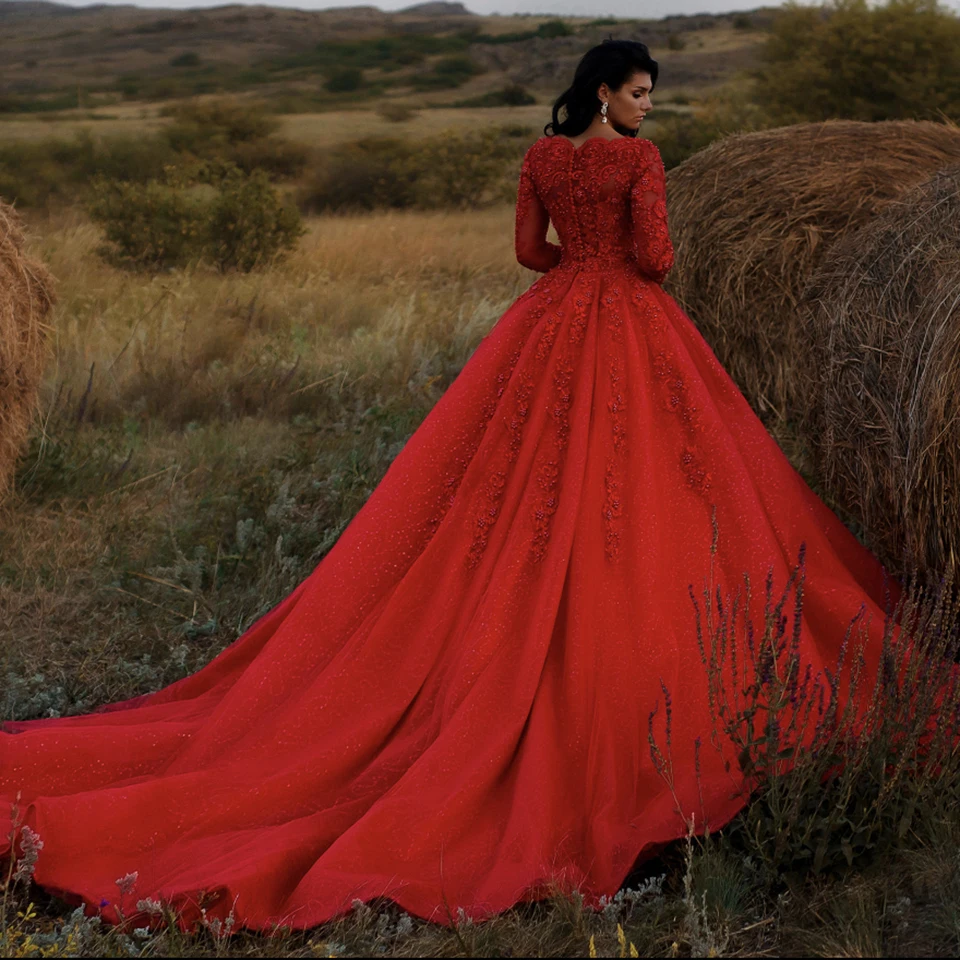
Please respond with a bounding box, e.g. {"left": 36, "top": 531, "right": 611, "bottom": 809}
{"left": 601, "top": 70, "right": 654, "bottom": 131}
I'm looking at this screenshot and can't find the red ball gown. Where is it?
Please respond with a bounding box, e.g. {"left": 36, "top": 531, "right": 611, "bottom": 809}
{"left": 1, "top": 134, "right": 895, "bottom": 932}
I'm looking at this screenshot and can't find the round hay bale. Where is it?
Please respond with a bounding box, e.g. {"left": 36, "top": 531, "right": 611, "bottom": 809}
{"left": 663, "top": 119, "right": 960, "bottom": 424}
{"left": 0, "top": 201, "right": 55, "bottom": 498}
{"left": 800, "top": 165, "right": 960, "bottom": 579}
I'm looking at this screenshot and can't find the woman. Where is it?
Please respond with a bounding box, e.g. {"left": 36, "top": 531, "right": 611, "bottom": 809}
{"left": 1, "top": 40, "right": 896, "bottom": 933}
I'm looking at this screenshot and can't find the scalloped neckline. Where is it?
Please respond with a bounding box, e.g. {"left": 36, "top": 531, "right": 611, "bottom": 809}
{"left": 552, "top": 135, "right": 631, "bottom": 154}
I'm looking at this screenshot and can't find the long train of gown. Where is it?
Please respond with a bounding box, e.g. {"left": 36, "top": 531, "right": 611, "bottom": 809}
{"left": 0, "top": 134, "right": 897, "bottom": 932}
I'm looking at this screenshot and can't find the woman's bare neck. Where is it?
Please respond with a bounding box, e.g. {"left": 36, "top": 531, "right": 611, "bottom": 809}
{"left": 558, "top": 124, "right": 625, "bottom": 148}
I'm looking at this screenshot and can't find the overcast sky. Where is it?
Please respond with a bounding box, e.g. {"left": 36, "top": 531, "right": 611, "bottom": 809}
{"left": 39, "top": 0, "right": 960, "bottom": 18}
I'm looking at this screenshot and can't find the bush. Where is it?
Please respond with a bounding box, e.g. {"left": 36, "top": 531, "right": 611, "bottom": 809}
{"left": 162, "top": 98, "right": 280, "bottom": 152}
{"left": 0, "top": 130, "right": 176, "bottom": 208}
{"left": 274, "top": 34, "right": 468, "bottom": 76}
{"left": 0, "top": 110, "right": 307, "bottom": 210}
{"left": 648, "top": 89, "right": 768, "bottom": 169}
{"left": 0, "top": 92, "right": 80, "bottom": 113}
{"left": 667, "top": 32, "right": 687, "bottom": 50}
{"left": 536, "top": 19, "right": 573, "bottom": 38}
{"left": 418, "top": 129, "right": 524, "bottom": 208}
{"left": 299, "top": 126, "right": 527, "bottom": 213}
{"left": 300, "top": 137, "right": 420, "bottom": 211}
{"left": 324, "top": 67, "right": 363, "bottom": 93}
{"left": 754, "top": 0, "right": 960, "bottom": 122}
{"left": 88, "top": 178, "right": 205, "bottom": 271}
{"left": 412, "top": 55, "right": 484, "bottom": 90}
{"left": 678, "top": 526, "right": 960, "bottom": 888}
{"left": 227, "top": 136, "right": 310, "bottom": 179}
{"left": 376, "top": 102, "right": 419, "bottom": 123}
{"left": 203, "top": 164, "right": 305, "bottom": 272}
{"left": 454, "top": 84, "right": 536, "bottom": 108}
{"left": 161, "top": 99, "right": 308, "bottom": 179}
{"left": 169, "top": 52, "right": 201, "bottom": 67}
{"left": 89, "top": 161, "right": 303, "bottom": 272}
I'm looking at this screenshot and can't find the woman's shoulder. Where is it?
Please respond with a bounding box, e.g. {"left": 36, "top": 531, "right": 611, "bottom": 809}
{"left": 524, "top": 134, "right": 660, "bottom": 154}
{"left": 521, "top": 134, "right": 662, "bottom": 174}
{"left": 523, "top": 135, "right": 553, "bottom": 158}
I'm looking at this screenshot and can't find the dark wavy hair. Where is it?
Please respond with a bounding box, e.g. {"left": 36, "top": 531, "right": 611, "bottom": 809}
{"left": 545, "top": 39, "right": 659, "bottom": 138}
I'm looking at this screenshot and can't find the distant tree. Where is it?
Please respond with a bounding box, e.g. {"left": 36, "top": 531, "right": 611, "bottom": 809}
{"left": 754, "top": 0, "right": 960, "bottom": 122}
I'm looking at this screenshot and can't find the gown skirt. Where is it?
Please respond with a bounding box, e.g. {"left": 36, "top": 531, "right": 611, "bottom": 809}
{"left": 0, "top": 254, "right": 896, "bottom": 932}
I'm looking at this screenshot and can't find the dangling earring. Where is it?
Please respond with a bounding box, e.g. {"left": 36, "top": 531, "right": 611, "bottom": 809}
{"left": 600, "top": 101, "right": 609, "bottom": 123}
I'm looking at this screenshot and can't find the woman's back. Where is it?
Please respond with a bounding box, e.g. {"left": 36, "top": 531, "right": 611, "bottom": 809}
{"left": 514, "top": 134, "right": 674, "bottom": 282}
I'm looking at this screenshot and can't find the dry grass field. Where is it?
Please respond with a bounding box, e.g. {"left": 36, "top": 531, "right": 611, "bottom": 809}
{"left": 5, "top": 2, "right": 960, "bottom": 956}
{"left": 4, "top": 197, "right": 960, "bottom": 960}
{"left": 0, "top": 259, "right": 943, "bottom": 934}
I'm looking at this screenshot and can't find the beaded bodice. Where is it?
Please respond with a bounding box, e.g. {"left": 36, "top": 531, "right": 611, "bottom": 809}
{"left": 514, "top": 135, "right": 674, "bottom": 282}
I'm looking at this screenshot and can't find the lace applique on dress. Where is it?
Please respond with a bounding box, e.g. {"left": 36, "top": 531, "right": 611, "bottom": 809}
{"left": 462, "top": 286, "right": 571, "bottom": 569}
{"left": 450, "top": 136, "right": 687, "bottom": 568}
{"left": 652, "top": 343, "right": 712, "bottom": 495}
{"left": 514, "top": 136, "right": 674, "bottom": 283}
{"left": 603, "top": 287, "right": 627, "bottom": 561}
{"left": 528, "top": 281, "right": 592, "bottom": 564}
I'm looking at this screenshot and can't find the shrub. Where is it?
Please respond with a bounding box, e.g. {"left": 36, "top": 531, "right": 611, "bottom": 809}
{"left": 376, "top": 102, "right": 419, "bottom": 123}
{"left": 667, "top": 32, "right": 687, "bottom": 50}
{"left": 0, "top": 130, "right": 176, "bottom": 208}
{"left": 754, "top": 0, "right": 960, "bottom": 122}
{"left": 647, "top": 88, "right": 768, "bottom": 169}
{"left": 0, "top": 116, "right": 307, "bottom": 210}
{"left": 203, "top": 164, "right": 305, "bottom": 272}
{"left": 324, "top": 67, "right": 363, "bottom": 93}
{"left": 299, "top": 126, "right": 527, "bottom": 213}
{"left": 88, "top": 177, "right": 205, "bottom": 271}
{"left": 417, "top": 128, "right": 523, "bottom": 208}
{"left": 454, "top": 84, "right": 536, "bottom": 108}
{"left": 536, "top": 19, "right": 573, "bottom": 37}
{"left": 276, "top": 34, "right": 468, "bottom": 75}
{"left": 0, "top": 92, "right": 80, "bottom": 113}
{"left": 412, "top": 55, "right": 484, "bottom": 90}
{"left": 161, "top": 99, "right": 307, "bottom": 179}
{"left": 300, "top": 137, "right": 421, "bottom": 211}
{"left": 169, "top": 51, "right": 201, "bottom": 67}
{"left": 227, "top": 136, "right": 310, "bottom": 179}
{"left": 89, "top": 161, "right": 303, "bottom": 272}
{"left": 671, "top": 518, "right": 960, "bottom": 888}
{"left": 162, "top": 98, "right": 280, "bottom": 153}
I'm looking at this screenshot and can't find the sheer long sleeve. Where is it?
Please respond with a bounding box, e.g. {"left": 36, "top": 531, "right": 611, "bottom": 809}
{"left": 630, "top": 142, "right": 674, "bottom": 284}
{"left": 514, "top": 153, "right": 561, "bottom": 273}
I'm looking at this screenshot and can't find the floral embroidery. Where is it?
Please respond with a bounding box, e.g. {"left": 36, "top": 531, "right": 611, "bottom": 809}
{"left": 603, "top": 461, "right": 624, "bottom": 560}
{"left": 514, "top": 135, "right": 673, "bottom": 285}
{"left": 463, "top": 296, "right": 571, "bottom": 569}
{"left": 427, "top": 302, "right": 549, "bottom": 545}
{"left": 529, "top": 332, "right": 577, "bottom": 564}
{"left": 450, "top": 134, "right": 682, "bottom": 567}
{"left": 653, "top": 348, "right": 712, "bottom": 494}
{"left": 601, "top": 287, "right": 628, "bottom": 560}
{"left": 530, "top": 458, "right": 561, "bottom": 563}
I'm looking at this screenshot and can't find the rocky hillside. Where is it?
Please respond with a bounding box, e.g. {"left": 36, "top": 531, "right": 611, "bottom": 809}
{"left": 0, "top": 1, "right": 777, "bottom": 108}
